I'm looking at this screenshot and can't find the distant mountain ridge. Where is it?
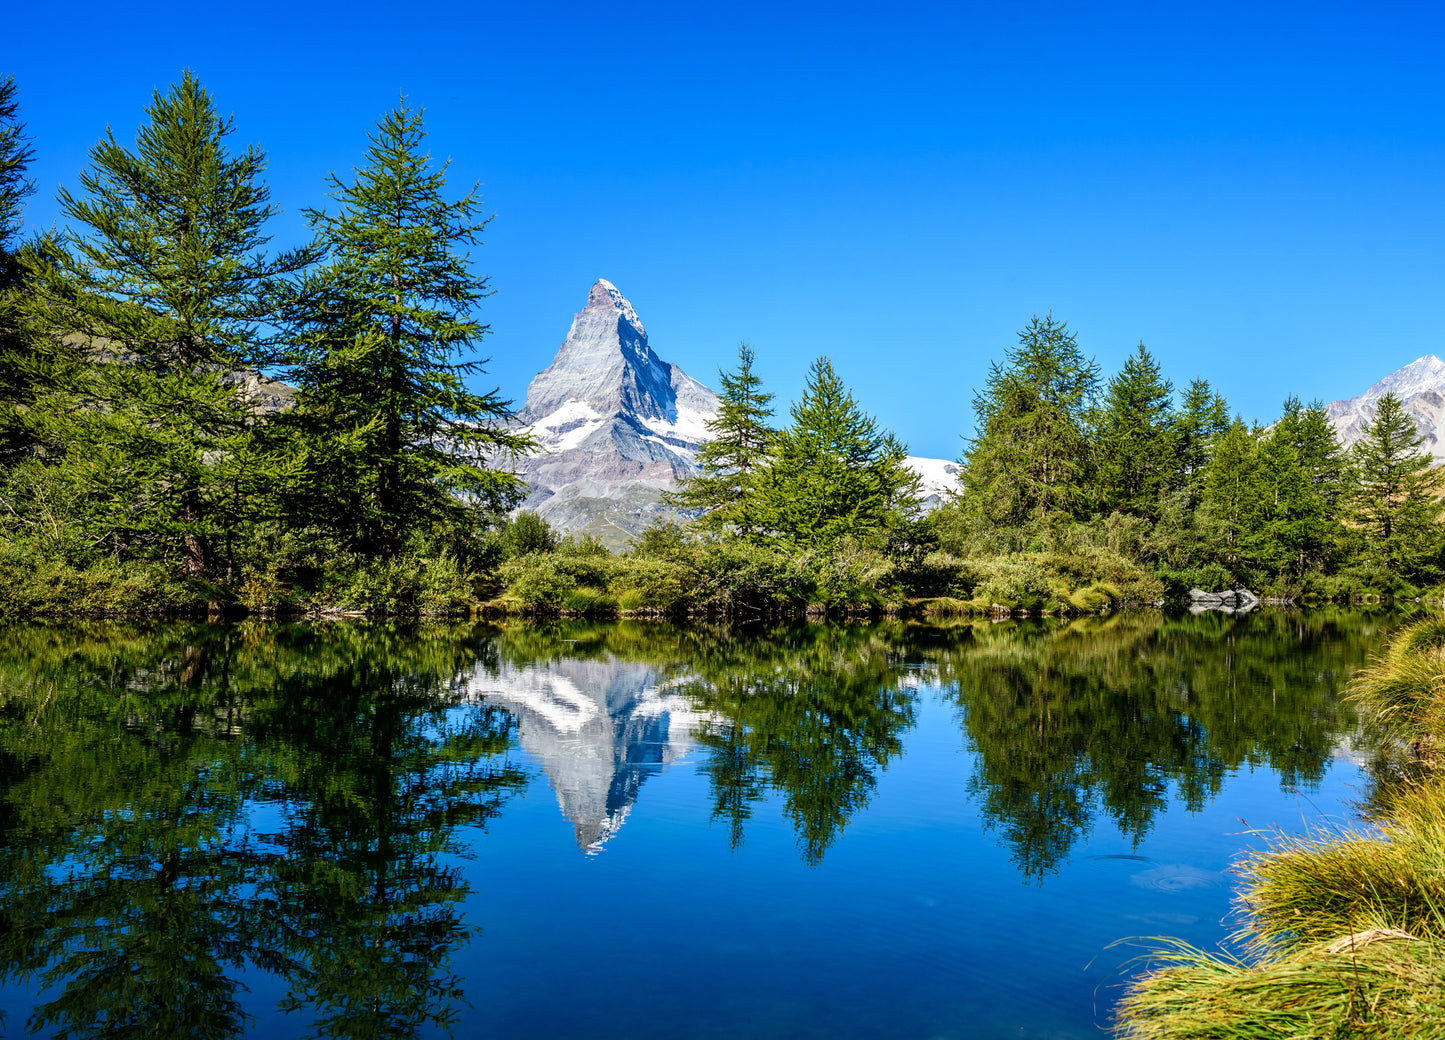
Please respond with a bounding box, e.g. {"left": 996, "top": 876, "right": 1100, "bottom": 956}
{"left": 1326, "top": 354, "right": 1445, "bottom": 462}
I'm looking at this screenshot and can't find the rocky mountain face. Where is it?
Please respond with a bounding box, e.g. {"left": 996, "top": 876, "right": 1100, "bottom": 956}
{"left": 511, "top": 278, "right": 965, "bottom": 542}
{"left": 512, "top": 280, "right": 719, "bottom": 547}
{"left": 1326, "top": 355, "right": 1445, "bottom": 462}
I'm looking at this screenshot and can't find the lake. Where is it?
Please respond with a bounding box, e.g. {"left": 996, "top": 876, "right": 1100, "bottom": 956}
{"left": 0, "top": 610, "right": 1393, "bottom": 1038}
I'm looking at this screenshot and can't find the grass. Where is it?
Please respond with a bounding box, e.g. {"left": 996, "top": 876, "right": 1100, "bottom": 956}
{"left": 1116, "top": 617, "right": 1445, "bottom": 1039}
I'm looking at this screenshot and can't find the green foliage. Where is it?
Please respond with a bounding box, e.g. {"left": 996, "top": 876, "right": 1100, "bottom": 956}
{"left": 0, "top": 75, "right": 36, "bottom": 253}
{"left": 961, "top": 313, "right": 1101, "bottom": 526}
{"left": 1094, "top": 342, "right": 1175, "bottom": 518}
{"left": 285, "top": 100, "right": 531, "bottom": 557}
{"left": 8, "top": 73, "right": 312, "bottom": 582}
{"left": 1353, "top": 391, "right": 1441, "bottom": 580}
{"left": 497, "top": 553, "right": 579, "bottom": 610}
{"left": 663, "top": 341, "right": 774, "bottom": 534}
{"left": 502, "top": 510, "right": 557, "bottom": 557}
{"left": 1172, "top": 376, "right": 1230, "bottom": 494}
{"left": 756, "top": 355, "right": 921, "bottom": 550}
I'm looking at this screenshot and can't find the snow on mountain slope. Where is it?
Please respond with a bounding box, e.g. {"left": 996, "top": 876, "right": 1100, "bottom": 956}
{"left": 1326, "top": 354, "right": 1445, "bottom": 463}
{"left": 510, "top": 280, "right": 720, "bottom": 547}
{"left": 904, "top": 455, "right": 961, "bottom": 506}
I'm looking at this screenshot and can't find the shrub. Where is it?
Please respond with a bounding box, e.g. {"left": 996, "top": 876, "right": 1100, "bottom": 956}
{"left": 608, "top": 556, "right": 691, "bottom": 613}
{"left": 498, "top": 553, "right": 578, "bottom": 609}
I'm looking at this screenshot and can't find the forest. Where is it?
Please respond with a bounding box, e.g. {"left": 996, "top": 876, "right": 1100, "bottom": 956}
{"left": 0, "top": 73, "right": 1440, "bottom": 618}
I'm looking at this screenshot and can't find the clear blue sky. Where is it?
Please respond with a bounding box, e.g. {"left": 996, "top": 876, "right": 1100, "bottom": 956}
{"left": 9, "top": 0, "right": 1444, "bottom": 459}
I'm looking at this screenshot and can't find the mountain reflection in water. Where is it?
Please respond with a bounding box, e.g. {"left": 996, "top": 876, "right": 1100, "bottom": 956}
{"left": 0, "top": 610, "right": 1393, "bottom": 1038}
{"left": 466, "top": 657, "right": 707, "bottom": 850}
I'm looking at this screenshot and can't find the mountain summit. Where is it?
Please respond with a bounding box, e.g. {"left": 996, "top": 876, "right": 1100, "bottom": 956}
{"left": 511, "top": 280, "right": 719, "bottom": 545}
{"left": 1327, "top": 354, "right": 1445, "bottom": 462}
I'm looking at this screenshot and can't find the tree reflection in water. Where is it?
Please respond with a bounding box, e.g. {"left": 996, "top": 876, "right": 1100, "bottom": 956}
{"left": 0, "top": 623, "right": 524, "bottom": 1039}
{"left": 490, "top": 611, "right": 1382, "bottom": 874}
{"left": 0, "top": 610, "right": 1386, "bottom": 1036}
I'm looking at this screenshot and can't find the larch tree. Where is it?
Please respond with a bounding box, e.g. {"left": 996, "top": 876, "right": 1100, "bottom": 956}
{"left": 0, "top": 74, "right": 37, "bottom": 469}
{"left": 1171, "top": 377, "right": 1230, "bottom": 493}
{"left": 287, "top": 100, "right": 531, "bottom": 558}
{"left": 663, "top": 342, "right": 775, "bottom": 536}
{"left": 1352, "top": 391, "right": 1440, "bottom": 577}
{"left": 960, "top": 313, "right": 1100, "bottom": 526}
{"left": 757, "top": 355, "right": 920, "bottom": 550}
{"left": 1199, "top": 417, "right": 1260, "bottom": 581}
{"left": 12, "top": 72, "right": 312, "bottom": 578}
{"left": 1094, "top": 342, "right": 1175, "bottom": 519}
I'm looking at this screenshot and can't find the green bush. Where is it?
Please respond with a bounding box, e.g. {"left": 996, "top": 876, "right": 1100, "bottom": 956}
{"left": 607, "top": 556, "right": 691, "bottom": 613}
{"left": 498, "top": 553, "right": 578, "bottom": 609}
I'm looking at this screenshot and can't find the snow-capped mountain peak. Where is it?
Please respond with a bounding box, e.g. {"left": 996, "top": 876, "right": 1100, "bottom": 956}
{"left": 1357, "top": 354, "right": 1445, "bottom": 403}
{"left": 587, "top": 277, "right": 644, "bottom": 336}
{"left": 1326, "top": 354, "right": 1445, "bottom": 463}
{"left": 510, "top": 280, "right": 719, "bottom": 547}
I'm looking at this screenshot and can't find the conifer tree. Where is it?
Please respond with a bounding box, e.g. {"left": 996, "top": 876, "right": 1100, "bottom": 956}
{"left": 960, "top": 314, "right": 1100, "bottom": 526}
{"left": 663, "top": 342, "right": 774, "bottom": 535}
{"left": 287, "top": 100, "right": 531, "bottom": 557}
{"left": 1263, "top": 397, "right": 1350, "bottom": 578}
{"left": 757, "top": 356, "right": 920, "bottom": 549}
{"left": 0, "top": 76, "right": 35, "bottom": 263}
{"left": 12, "top": 72, "right": 312, "bottom": 578}
{"left": 1095, "top": 342, "right": 1175, "bottom": 518}
{"left": 0, "top": 75, "right": 37, "bottom": 468}
{"left": 1200, "top": 418, "right": 1260, "bottom": 581}
{"left": 1352, "top": 391, "right": 1440, "bottom": 577}
{"left": 1172, "top": 377, "right": 1230, "bottom": 492}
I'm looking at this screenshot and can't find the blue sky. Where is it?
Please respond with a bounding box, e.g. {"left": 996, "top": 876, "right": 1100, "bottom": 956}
{"left": 8, "top": 0, "right": 1445, "bottom": 459}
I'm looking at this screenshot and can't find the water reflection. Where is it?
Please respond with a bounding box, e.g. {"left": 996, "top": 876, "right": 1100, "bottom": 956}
{"left": 0, "top": 623, "right": 525, "bottom": 1039}
{"left": 465, "top": 656, "right": 706, "bottom": 851}
{"left": 0, "top": 611, "right": 1389, "bottom": 1038}
{"left": 480, "top": 613, "right": 1383, "bottom": 873}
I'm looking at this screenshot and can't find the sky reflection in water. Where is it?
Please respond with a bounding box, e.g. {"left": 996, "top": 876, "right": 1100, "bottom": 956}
{"left": 0, "top": 611, "right": 1393, "bottom": 1038}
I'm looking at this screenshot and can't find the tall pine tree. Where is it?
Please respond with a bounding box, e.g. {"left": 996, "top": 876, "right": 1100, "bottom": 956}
{"left": 663, "top": 342, "right": 774, "bottom": 535}
{"left": 287, "top": 100, "right": 531, "bottom": 558}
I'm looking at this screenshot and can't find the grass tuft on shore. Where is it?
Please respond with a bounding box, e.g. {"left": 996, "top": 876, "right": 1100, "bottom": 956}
{"left": 1117, "top": 617, "right": 1445, "bottom": 1039}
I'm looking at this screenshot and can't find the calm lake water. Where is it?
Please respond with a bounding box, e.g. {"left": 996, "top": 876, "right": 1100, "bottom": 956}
{"left": 0, "top": 611, "right": 1395, "bottom": 1038}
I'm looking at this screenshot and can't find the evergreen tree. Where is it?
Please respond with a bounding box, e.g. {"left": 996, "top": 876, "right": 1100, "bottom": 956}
{"left": 1199, "top": 417, "right": 1260, "bottom": 581}
{"left": 960, "top": 314, "right": 1100, "bottom": 526}
{"left": 0, "top": 75, "right": 35, "bottom": 261}
{"left": 757, "top": 356, "right": 920, "bottom": 549}
{"left": 1352, "top": 391, "right": 1440, "bottom": 577}
{"left": 287, "top": 101, "right": 531, "bottom": 557}
{"left": 0, "top": 75, "right": 37, "bottom": 467}
{"left": 663, "top": 342, "right": 774, "bottom": 535}
{"left": 1095, "top": 342, "right": 1175, "bottom": 518}
{"left": 1172, "top": 377, "right": 1230, "bottom": 491}
{"left": 10, "top": 72, "right": 312, "bottom": 578}
{"left": 1247, "top": 417, "right": 1311, "bottom": 578}
{"left": 1262, "top": 397, "right": 1350, "bottom": 579}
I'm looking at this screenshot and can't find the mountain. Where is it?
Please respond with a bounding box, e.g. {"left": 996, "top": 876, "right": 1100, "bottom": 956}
{"left": 1326, "top": 354, "right": 1445, "bottom": 462}
{"left": 510, "top": 279, "right": 962, "bottom": 543}
{"left": 512, "top": 280, "right": 719, "bottom": 547}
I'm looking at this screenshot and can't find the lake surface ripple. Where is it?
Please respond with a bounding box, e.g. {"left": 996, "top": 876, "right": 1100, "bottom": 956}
{"left": 0, "top": 611, "right": 1394, "bottom": 1038}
